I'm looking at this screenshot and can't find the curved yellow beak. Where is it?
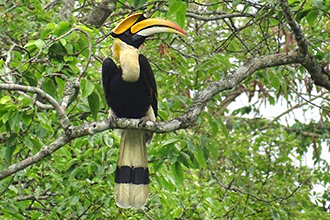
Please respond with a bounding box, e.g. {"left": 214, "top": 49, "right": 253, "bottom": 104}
{"left": 111, "top": 13, "right": 186, "bottom": 37}
{"left": 131, "top": 18, "right": 186, "bottom": 37}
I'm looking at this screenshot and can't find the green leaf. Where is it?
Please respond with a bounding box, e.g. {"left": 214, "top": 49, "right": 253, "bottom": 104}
{"left": 172, "top": 207, "right": 183, "bottom": 218}
{"left": 219, "top": 119, "right": 228, "bottom": 139}
{"left": 25, "top": 39, "right": 45, "bottom": 50}
{"left": 60, "top": 38, "right": 66, "bottom": 46}
{"left": 232, "top": 0, "right": 241, "bottom": 7}
{"left": 161, "top": 139, "right": 179, "bottom": 147}
{"left": 0, "top": 96, "right": 11, "bottom": 104}
{"left": 168, "top": 0, "right": 183, "bottom": 16}
{"left": 270, "top": 74, "right": 280, "bottom": 91}
{"left": 88, "top": 91, "right": 100, "bottom": 120}
{"left": 81, "top": 79, "right": 95, "bottom": 98}
{"left": 1, "top": 112, "right": 10, "bottom": 123}
{"left": 134, "top": 0, "right": 146, "bottom": 8}
{"left": 25, "top": 41, "right": 36, "bottom": 49}
{"left": 65, "top": 43, "right": 73, "bottom": 54}
{"left": 271, "top": 208, "right": 281, "bottom": 220}
{"left": 175, "top": 2, "right": 187, "bottom": 28}
{"left": 10, "top": 112, "right": 22, "bottom": 133}
{"left": 171, "top": 161, "right": 184, "bottom": 185}
{"left": 69, "top": 196, "right": 80, "bottom": 206}
{"left": 194, "top": 146, "right": 207, "bottom": 169}
{"left": 95, "top": 84, "right": 107, "bottom": 109}
{"left": 5, "top": 134, "right": 16, "bottom": 165}
{"left": 160, "top": 177, "right": 175, "bottom": 191}
{"left": 46, "top": 23, "right": 55, "bottom": 30}
{"left": 306, "top": 10, "right": 318, "bottom": 26}
{"left": 42, "top": 78, "right": 57, "bottom": 98}
{"left": 22, "top": 113, "right": 32, "bottom": 129}
{"left": 40, "top": 28, "right": 52, "bottom": 39}
{"left": 77, "top": 25, "right": 93, "bottom": 33}
{"left": 53, "top": 21, "right": 71, "bottom": 37}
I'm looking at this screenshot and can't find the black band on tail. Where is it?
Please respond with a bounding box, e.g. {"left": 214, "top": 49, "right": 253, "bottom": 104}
{"left": 115, "top": 166, "right": 149, "bottom": 184}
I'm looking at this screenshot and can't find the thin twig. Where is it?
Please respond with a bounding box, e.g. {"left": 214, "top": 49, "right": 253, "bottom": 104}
{"left": 261, "top": 93, "right": 325, "bottom": 129}
{"left": 211, "top": 171, "right": 302, "bottom": 203}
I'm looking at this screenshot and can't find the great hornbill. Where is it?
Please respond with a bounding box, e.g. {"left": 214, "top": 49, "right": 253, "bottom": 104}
{"left": 102, "top": 13, "right": 186, "bottom": 209}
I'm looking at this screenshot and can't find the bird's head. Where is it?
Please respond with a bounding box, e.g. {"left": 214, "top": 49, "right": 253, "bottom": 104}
{"left": 110, "top": 13, "right": 186, "bottom": 49}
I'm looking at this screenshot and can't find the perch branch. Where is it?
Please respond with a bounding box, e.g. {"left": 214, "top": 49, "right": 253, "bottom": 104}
{"left": 0, "top": 51, "right": 303, "bottom": 180}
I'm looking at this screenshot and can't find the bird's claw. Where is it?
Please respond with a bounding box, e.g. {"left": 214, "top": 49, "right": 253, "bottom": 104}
{"left": 138, "top": 115, "right": 151, "bottom": 127}
{"left": 108, "top": 111, "right": 117, "bottom": 125}
{"left": 109, "top": 115, "right": 117, "bottom": 125}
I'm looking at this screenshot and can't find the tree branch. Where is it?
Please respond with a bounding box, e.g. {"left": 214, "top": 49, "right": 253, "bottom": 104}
{"left": 16, "top": 193, "right": 57, "bottom": 201}
{"left": 1, "top": 28, "right": 92, "bottom": 112}
{"left": 44, "top": 0, "right": 60, "bottom": 10}
{"left": 59, "top": 0, "right": 75, "bottom": 21}
{"left": 157, "top": 8, "right": 254, "bottom": 21}
{"left": 280, "top": 0, "right": 330, "bottom": 91}
{"left": 0, "top": 51, "right": 302, "bottom": 180}
{"left": 185, "top": 11, "right": 254, "bottom": 21}
{"left": 60, "top": 79, "right": 80, "bottom": 110}
{"left": 211, "top": 171, "right": 303, "bottom": 203}
{"left": 1, "top": 44, "right": 53, "bottom": 109}
{"left": 0, "top": 83, "right": 70, "bottom": 129}
{"left": 83, "top": 0, "right": 116, "bottom": 27}
{"left": 0, "top": 135, "right": 71, "bottom": 180}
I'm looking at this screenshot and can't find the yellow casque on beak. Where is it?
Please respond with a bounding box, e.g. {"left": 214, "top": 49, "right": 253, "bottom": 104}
{"left": 111, "top": 13, "right": 142, "bottom": 35}
{"left": 111, "top": 13, "right": 186, "bottom": 37}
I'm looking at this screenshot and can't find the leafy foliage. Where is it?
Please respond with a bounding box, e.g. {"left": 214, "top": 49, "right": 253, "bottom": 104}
{"left": 0, "top": 0, "right": 330, "bottom": 219}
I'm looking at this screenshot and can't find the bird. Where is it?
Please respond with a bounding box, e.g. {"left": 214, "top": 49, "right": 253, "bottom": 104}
{"left": 101, "top": 13, "right": 186, "bottom": 209}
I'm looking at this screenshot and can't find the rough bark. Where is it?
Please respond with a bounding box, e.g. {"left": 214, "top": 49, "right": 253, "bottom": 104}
{"left": 84, "top": 0, "right": 116, "bottom": 27}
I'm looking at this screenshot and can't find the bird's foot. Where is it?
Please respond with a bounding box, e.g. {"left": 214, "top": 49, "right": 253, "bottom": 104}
{"left": 108, "top": 111, "right": 117, "bottom": 125}
{"left": 138, "top": 115, "right": 151, "bottom": 127}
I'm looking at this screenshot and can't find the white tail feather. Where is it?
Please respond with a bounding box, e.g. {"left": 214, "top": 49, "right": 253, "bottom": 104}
{"left": 130, "top": 185, "right": 149, "bottom": 209}
{"left": 115, "top": 130, "right": 149, "bottom": 209}
{"left": 115, "top": 184, "right": 131, "bottom": 208}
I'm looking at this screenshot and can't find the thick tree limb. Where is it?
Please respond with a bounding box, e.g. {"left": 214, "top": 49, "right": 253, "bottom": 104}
{"left": 280, "top": 0, "right": 330, "bottom": 91}
{"left": 84, "top": 0, "right": 116, "bottom": 27}
{"left": 44, "top": 0, "right": 60, "bottom": 10}
{"left": 59, "top": 0, "right": 75, "bottom": 21}
{"left": 60, "top": 79, "right": 80, "bottom": 110}
{"left": 0, "top": 51, "right": 302, "bottom": 180}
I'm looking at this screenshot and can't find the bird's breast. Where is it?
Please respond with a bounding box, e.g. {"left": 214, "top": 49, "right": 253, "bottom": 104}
{"left": 109, "top": 76, "right": 151, "bottom": 119}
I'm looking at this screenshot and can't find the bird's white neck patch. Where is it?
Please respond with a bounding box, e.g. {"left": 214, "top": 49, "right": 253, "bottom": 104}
{"left": 112, "top": 39, "right": 140, "bottom": 82}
